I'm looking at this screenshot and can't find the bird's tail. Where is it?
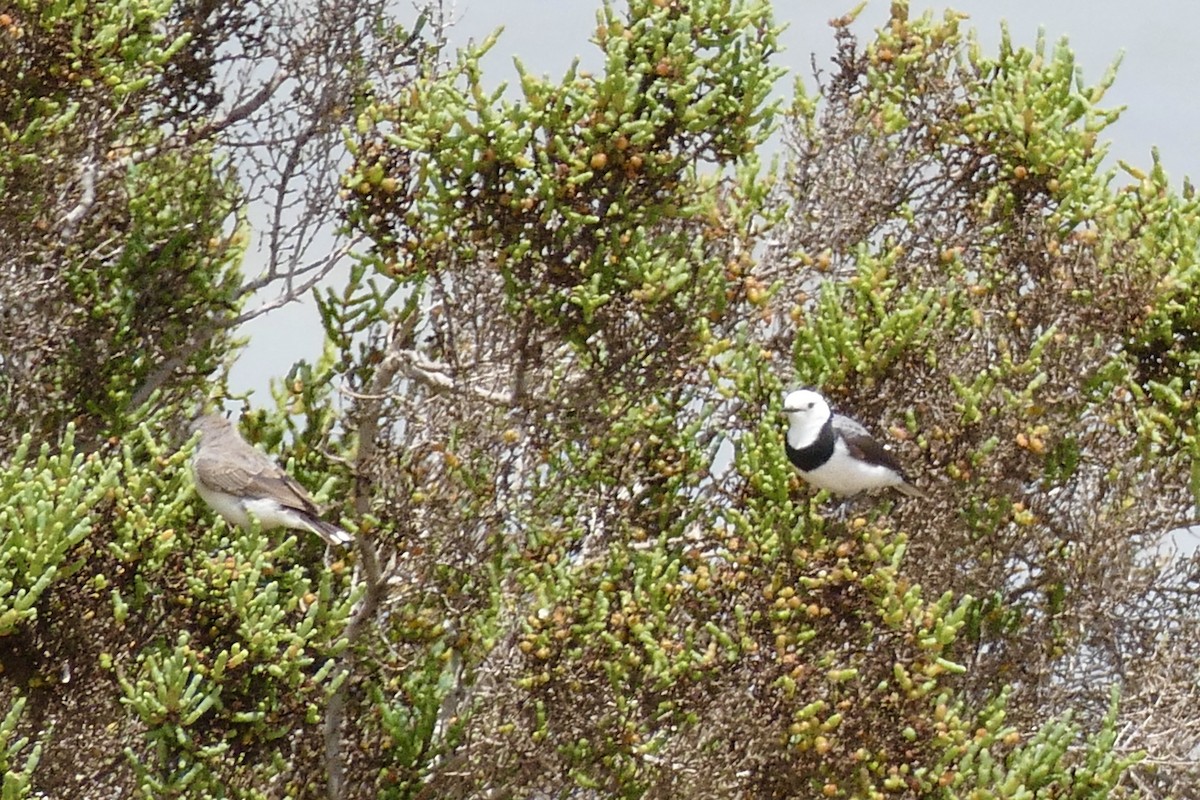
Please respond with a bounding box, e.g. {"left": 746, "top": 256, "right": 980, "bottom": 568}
{"left": 302, "top": 515, "right": 355, "bottom": 547}
{"left": 895, "top": 481, "right": 930, "bottom": 500}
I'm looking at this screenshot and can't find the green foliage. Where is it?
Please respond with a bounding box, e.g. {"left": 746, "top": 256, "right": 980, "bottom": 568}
{"left": 106, "top": 421, "right": 201, "bottom": 577}
{"left": 0, "top": 0, "right": 244, "bottom": 452}
{"left": 342, "top": 0, "right": 782, "bottom": 346}
{"left": 773, "top": 3, "right": 1195, "bottom": 794}
{"left": 792, "top": 244, "right": 962, "bottom": 387}
{"left": 117, "top": 528, "right": 356, "bottom": 798}
{"left": 930, "top": 687, "right": 1135, "bottom": 798}
{"left": 371, "top": 643, "right": 467, "bottom": 797}
{"left": 118, "top": 633, "right": 230, "bottom": 797}
{"left": 0, "top": 697, "right": 41, "bottom": 800}
{"left": 0, "top": 427, "right": 117, "bottom": 636}
{"left": 316, "top": 1, "right": 1165, "bottom": 795}
{"left": 4, "top": 0, "right": 1199, "bottom": 797}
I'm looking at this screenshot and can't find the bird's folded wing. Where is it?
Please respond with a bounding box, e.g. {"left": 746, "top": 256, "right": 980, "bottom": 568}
{"left": 833, "top": 416, "right": 906, "bottom": 475}
{"left": 830, "top": 413, "right": 870, "bottom": 438}
{"left": 194, "top": 454, "right": 322, "bottom": 515}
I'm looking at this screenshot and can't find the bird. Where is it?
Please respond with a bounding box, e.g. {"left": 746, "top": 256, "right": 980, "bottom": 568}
{"left": 781, "top": 388, "right": 928, "bottom": 499}
{"left": 190, "top": 414, "right": 354, "bottom": 547}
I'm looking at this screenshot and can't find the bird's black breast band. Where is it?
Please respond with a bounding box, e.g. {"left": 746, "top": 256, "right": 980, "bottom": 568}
{"left": 785, "top": 417, "right": 836, "bottom": 472}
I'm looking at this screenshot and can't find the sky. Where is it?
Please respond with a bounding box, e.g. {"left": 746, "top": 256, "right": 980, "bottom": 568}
{"left": 229, "top": 0, "right": 1200, "bottom": 398}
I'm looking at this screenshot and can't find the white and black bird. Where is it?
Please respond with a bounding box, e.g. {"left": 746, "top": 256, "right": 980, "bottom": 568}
{"left": 191, "top": 414, "right": 354, "bottom": 547}
{"left": 782, "top": 389, "right": 928, "bottom": 499}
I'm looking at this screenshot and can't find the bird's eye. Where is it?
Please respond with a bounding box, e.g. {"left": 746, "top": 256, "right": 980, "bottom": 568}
{"left": 806, "top": 402, "right": 814, "bottom": 409}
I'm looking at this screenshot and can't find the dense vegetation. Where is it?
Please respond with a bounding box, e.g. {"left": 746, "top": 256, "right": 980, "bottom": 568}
{"left": 1, "top": 1, "right": 1198, "bottom": 797}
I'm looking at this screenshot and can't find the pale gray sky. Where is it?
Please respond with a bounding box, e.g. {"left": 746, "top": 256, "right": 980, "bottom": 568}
{"left": 230, "top": 1, "right": 1200, "bottom": 398}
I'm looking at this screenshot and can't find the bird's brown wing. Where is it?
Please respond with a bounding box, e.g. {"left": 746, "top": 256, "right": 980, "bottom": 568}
{"left": 194, "top": 442, "right": 322, "bottom": 515}
{"left": 832, "top": 415, "right": 907, "bottom": 476}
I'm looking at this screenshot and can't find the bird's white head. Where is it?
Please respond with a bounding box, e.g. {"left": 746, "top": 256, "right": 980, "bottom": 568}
{"left": 782, "top": 389, "right": 832, "bottom": 446}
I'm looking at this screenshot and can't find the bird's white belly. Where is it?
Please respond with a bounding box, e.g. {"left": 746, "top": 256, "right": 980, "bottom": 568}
{"left": 801, "top": 442, "right": 903, "bottom": 495}
{"left": 193, "top": 480, "right": 249, "bottom": 526}
{"left": 193, "top": 479, "right": 296, "bottom": 531}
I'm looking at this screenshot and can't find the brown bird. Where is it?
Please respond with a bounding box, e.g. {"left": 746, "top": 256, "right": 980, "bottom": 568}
{"left": 190, "top": 414, "right": 353, "bottom": 547}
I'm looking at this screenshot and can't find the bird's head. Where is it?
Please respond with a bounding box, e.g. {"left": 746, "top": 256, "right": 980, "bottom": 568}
{"left": 782, "top": 389, "right": 832, "bottom": 444}
{"left": 782, "top": 388, "right": 829, "bottom": 418}
{"left": 782, "top": 388, "right": 833, "bottom": 431}
{"left": 190, "top": 413, "right": 233, "bottom": 440}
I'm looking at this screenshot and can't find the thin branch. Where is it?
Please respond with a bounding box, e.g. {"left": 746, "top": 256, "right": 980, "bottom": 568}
{"left": 234, "top": 237, "right": 364, "bottom": 325}
{"left": 323, "top": 318, "right": 409, "bottom": 800}
{"left": 56, "top": 69, "right": 290, "bottom": 243}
